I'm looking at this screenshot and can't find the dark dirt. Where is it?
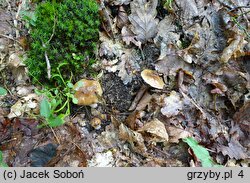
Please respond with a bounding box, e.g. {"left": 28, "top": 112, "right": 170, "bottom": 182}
{"left": 101, "top": 43, "right": 160, "bottom": 112}
{"left": 102, "top": 72, "right": 139, "bottom": 112}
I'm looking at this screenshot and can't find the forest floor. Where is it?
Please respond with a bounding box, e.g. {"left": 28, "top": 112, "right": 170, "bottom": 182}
{"left": 0, "top": 0, "right": 250, "bottom": 167}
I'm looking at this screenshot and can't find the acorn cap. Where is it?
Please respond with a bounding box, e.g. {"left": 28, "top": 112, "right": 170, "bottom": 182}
{"left": 73, "top": 79, "right": 103, "bottom": 106}
{"left": 141, "top": 69, "right": 165, "bottom": 89}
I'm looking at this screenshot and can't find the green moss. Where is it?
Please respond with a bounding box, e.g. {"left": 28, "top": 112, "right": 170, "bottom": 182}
{"left": 25, "top": 0, "right": 100, "bottom": 85}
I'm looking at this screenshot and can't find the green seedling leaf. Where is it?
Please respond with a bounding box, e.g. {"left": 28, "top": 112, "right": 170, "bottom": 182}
{"left": 40, "top": 98, "right": 51, "bottom": 118}
{"left": 0, "top": 151, "right": 8, "bottom": 167}
{"left": 35, "top": 89, "right": 43, "bottom": 95}
{"left": 51, "top": 74, "right": 62, "bottom": 79}
{"left": 57, "top": 62, "right": 68, "bottom": 70}
{"left": 72, "top": 97, "right": 78, "bottom": 104}
{"left": 47, "top": 114, "right": 65, "bottom": 127}
{"left": 67, "top": 82, "right": 74, "bottom": 88}
{"left": 0, "top": 87, "right": 7, "bottom": 96}
{"left": 50, "top": 98, "right": 58, "bottom": 111}
{"left": 54, "top": 89, "right": 59, "bottom": 95}
{"left": 183, "top": 137, "right": 222, "bottom": 167}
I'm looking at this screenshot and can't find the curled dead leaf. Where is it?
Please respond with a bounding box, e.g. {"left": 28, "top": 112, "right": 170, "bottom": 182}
{"left": 220, "top": 35, "right": 247, "bottom": 63}
{"left": 138, "top": 118, "right": 169, "bottom": 143}
{"left": 119, "top": 123, "right": 147, "bottom": 155}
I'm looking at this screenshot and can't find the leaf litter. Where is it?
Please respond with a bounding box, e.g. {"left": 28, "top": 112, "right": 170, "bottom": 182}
{"left": 1, "top": 0, "right": 250, "bottom": 167}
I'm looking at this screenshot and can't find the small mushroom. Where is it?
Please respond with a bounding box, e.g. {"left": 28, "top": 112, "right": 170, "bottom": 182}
{"left": 90, "top": 117, "right": 102, "bottom": 130}
{"left": 141, "top": 69, "right": 165, "bottom": 89}
{"left": 73, "top": 79, "right": 102, "bottom": 106}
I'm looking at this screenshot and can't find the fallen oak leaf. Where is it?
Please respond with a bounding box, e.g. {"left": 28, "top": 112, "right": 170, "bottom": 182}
{"left": 161, "top": 91, "right": 186, "bottom": 117}
{"left": 121, "top": 26, "right": 141, "bottom": 48}
{"left": 128, "top": 0, "right": 159, "bottom": 43}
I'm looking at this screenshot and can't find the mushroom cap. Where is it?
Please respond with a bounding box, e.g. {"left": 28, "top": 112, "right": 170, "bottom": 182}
{"left": 141, "top": 69, "right": 165, "bottom": 89}
{"left": 73, "top": 79, "right": 103, "bottom": 106}
{"left": 90, "top": 117, "right": 102, "bottom": 130}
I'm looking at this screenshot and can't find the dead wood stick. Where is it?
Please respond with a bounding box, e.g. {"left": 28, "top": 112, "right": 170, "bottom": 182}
{"left": 129, "top": 85, "right": 148, "bottom": 111}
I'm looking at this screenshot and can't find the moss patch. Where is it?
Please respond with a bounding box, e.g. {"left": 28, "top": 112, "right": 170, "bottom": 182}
{"left": 25, "top": 0, "right": 100, "bottom": 85}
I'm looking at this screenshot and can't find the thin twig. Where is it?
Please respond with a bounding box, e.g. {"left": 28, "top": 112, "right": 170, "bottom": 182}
{"left": 41, "top": 6, "right": 56, "bottom": 79}
{"left": 0, "top": 34, "right": 21, "bottom": 45}
{"left": 50, "top": 126, "right": 61, "bottom": 144}
{"left": 216, "top": 0, "right": 233, "bottom": 9}
{"left": 229, "top": 6, "right": 250, "bottom": 12}
{"left": 42, "top": 43, "right": 51, "bottom": 79}
{"left": 14, "top": 0, "right": 26, "bottom": 39}
{"left": 129, "top": 85, "right": 148, "bottom": 111}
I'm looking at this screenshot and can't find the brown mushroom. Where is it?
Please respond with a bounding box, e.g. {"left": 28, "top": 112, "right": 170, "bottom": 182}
{"left": 73, "top": 79, "right": 102, "bottom": 106}
{"left": 141, "top": 69, "right": 165, "bottom": 89}
{"left": 90, "top": 117, "right": 102, "bottom": 130}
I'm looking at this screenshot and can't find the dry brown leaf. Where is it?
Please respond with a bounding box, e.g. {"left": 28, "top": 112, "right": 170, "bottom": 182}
{"left": 125, "top": 111, "right": 141, "bottom": 130}
{"left": 128, "top": 0, "right": 159, "bottom": 43}
{"left": 155, "top": 55, "right": 192, "bottom": 77}
{"left": 8, "top": 94, "right": 40, "bottom": 119}
{"left": 121, "top": 26, "right": 141, "bottom": 48}
{"left": 119, "top": 123, "right": 147, "bottom": 155}
{"left": 135, "top": 92, "right": 152, "bottom": 111}
{"left": 174, "top": 0, "right": 199, "bottom": 27}
{"left": 99, "top": 33, "right": 123, "bottom": 58}
{"left": 154, "top": 16, "right": 180, "bottom": 59}
{"left": 116, "top": 6, "right": 129, "bottom": 29}
{"left": 220, "top": 35, "right": 247, "bottom": 63}
{"left": 234, "top": 101, "right": 250, "bottom": 132}
{"left": 161, "top": 91, "right": 185, "bottom": 117}
{"left": 218, "top": 138, "right": 248, "bottom": 160}
{"left": 117, "top": 49, "right": 140, "bottom": 84}
{"left": 167, "top": 126, "right": 191, "bottom": 143}
{"left": 138, "top": 118, "right": 169, "bottom": 143}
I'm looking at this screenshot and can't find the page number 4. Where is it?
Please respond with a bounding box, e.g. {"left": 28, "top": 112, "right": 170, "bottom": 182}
{"left": 238, "top": 170, "right": 244, "bottom": 178}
